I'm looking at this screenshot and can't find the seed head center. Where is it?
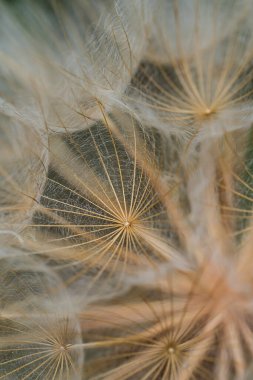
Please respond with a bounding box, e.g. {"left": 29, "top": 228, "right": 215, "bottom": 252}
{"left": 196, "top": 105, "right": 216, "bottom": 120}
{"left": 205, "top": 108, "right": 211, "bottom": 115}
{"left": 123, "top": 221, "right": 130, "bottom": 228}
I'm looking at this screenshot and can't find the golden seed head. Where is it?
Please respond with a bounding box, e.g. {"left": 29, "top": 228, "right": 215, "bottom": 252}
{"left": 204, "top": 108, "right": 212, "bottom": 115}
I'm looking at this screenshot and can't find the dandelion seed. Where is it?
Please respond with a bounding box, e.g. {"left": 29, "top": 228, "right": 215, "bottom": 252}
{"left": 0, "top": 0, "right": 150, "bottom": 132}
{"left": 81, "top": 242, "right": 253, "bottom": 380}
{"left": 127, "top": 0, "right": 253, "bottom": 140}
{"left": 1, "top": 1, "right": 253, "bottom": 379}
{"left": 23, "top": 112, "right": 180, "bottom": 288}
{"left": 0, "top": 256, "right": 84, "bottom": 380}
{"left": 81, "top": 269, "right": 217, "bottom": 380}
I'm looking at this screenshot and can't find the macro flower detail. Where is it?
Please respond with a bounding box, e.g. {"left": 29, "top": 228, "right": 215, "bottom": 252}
{"left": 1, "top": 1, "right": 253, "bottom": 379}
{"left": 128, "top": 0, "right": 253, "bottom": 140}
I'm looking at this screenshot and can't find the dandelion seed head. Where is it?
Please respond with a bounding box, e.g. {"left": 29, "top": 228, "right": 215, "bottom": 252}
{"left": 126, "top": 0, "right": 253, "bottom": 141}
{"left": 0, "top": 256, "right": 84, "bottom": 380}
{"left": 1, "top": 0, "right": 253, "bottom": 379}
{"left": 22, "top": 111, "right": 177, "bottom": 290}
